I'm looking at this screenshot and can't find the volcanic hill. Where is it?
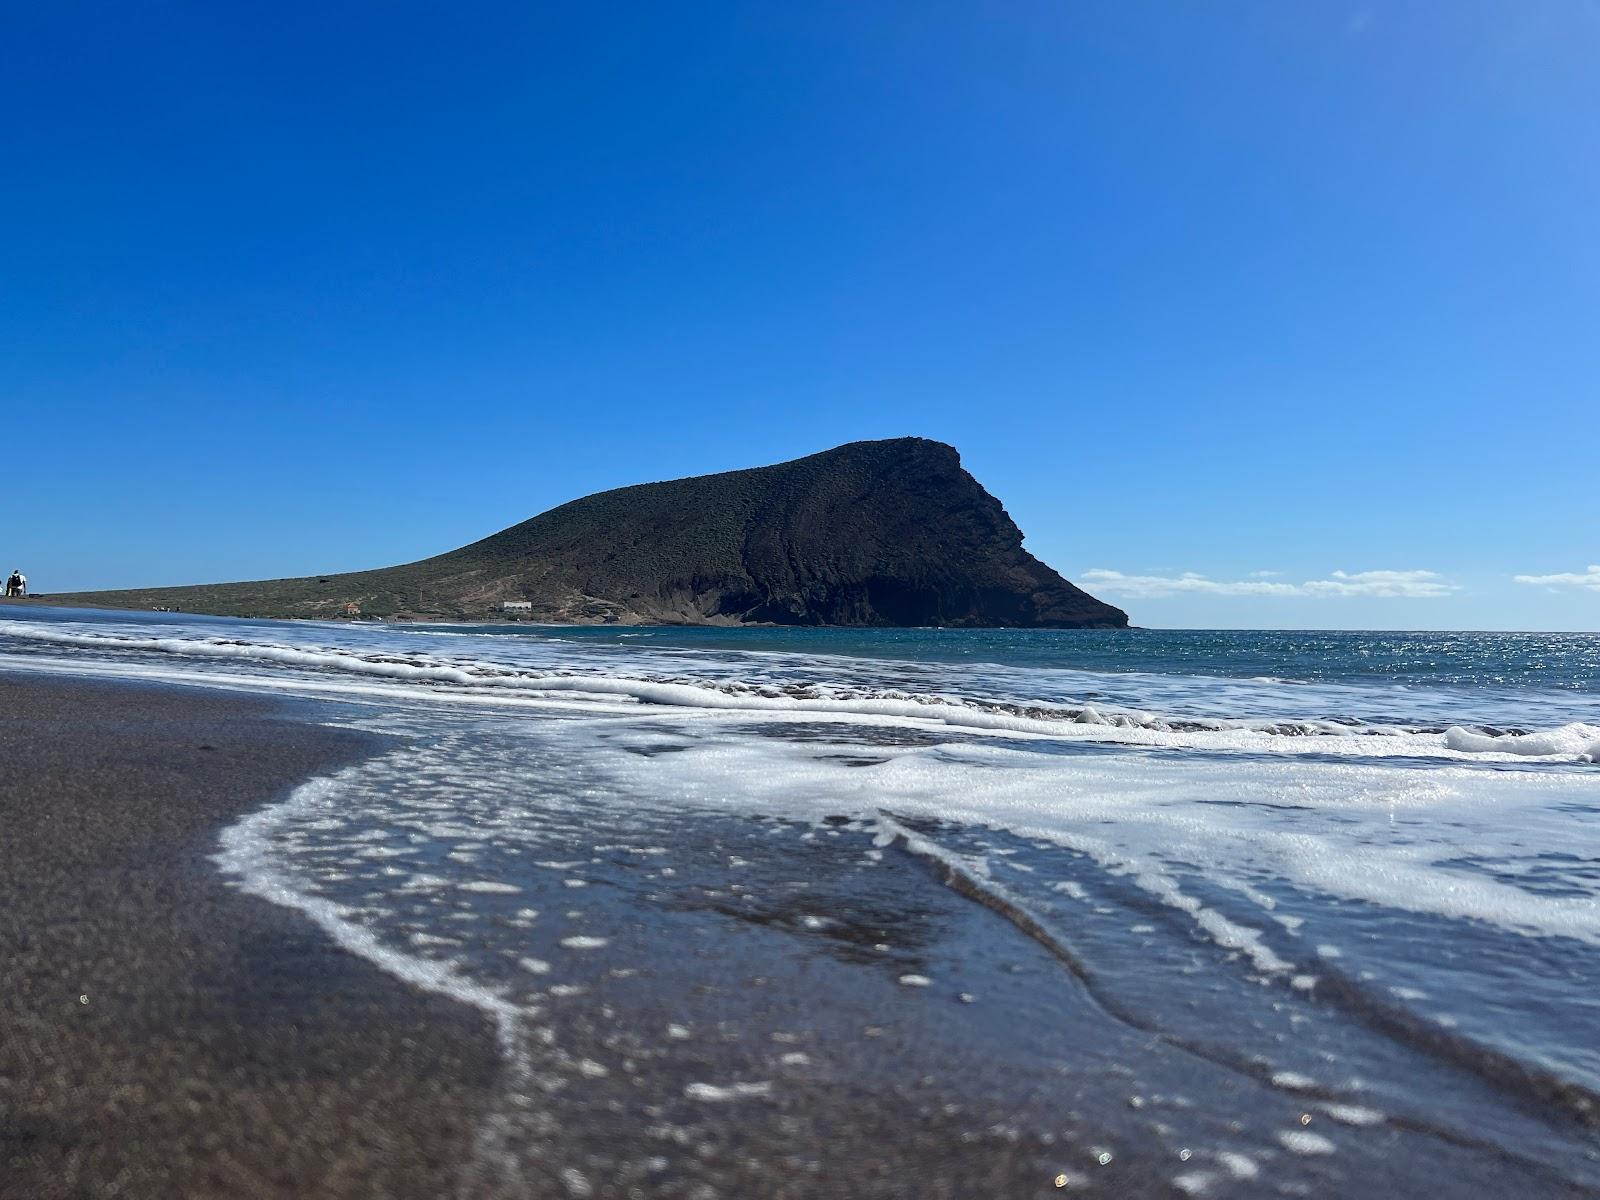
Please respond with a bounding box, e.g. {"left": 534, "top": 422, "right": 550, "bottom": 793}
{"left": 44, "top": 439, "right": 1128, "bottom": 628}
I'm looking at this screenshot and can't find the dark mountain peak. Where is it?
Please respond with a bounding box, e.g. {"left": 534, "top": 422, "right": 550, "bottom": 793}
{"left": 44, "top": 441, "right": 1129, "bottom": 629}
{"left": 808, "top": 435, "right": 959, "bottom": 463}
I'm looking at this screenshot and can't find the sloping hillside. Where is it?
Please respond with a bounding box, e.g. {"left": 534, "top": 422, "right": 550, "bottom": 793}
{"left": 43, "top": 438, "right": 1128, "bottom": 628}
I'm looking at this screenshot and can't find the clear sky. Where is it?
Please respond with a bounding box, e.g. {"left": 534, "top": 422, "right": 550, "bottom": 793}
{"left": 4, "top": 2, "right": 1596, "bottom": 630}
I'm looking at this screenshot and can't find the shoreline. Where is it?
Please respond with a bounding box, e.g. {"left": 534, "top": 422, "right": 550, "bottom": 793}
{"left": 4, "top": 646, "right": 1596, "bottom": 1197}
{"left": 1, "top": 597, "right": 1130, "bottom": 630}
{"left": 0, "top": 668, "right": 1163, "bottom": 1198}
{"left": 0, "top": 672, "right": 500, "bottom": 1199}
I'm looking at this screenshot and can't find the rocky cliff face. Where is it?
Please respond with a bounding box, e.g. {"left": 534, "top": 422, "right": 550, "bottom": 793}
{"left": 47, "top": 439, "right": 1129, "bottom": 628}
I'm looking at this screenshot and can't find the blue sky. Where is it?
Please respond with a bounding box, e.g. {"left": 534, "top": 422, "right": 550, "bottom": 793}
{"left": 4, "top": 2, "right": 1596, "bottom": 630}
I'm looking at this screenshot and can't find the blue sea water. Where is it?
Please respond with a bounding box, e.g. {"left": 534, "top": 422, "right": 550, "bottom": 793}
{"left": 439, "top": 622, "right": 1600, "bottom": 693}
{"left": 2, "top": 606, "right": 1598, "bottom": 1196}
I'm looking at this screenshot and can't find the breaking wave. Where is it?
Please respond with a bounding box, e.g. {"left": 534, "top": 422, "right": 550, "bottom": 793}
{"left": 3, "top": 620, "right": 1596, "bottom": 763}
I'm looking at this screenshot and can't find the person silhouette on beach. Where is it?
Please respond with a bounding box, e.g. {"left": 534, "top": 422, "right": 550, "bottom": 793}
{"left": 5, "top": 570, "right": 25, "bottom": 598}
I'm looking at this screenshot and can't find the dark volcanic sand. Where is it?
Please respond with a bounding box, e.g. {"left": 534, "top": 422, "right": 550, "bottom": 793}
{"left": 0, "top": 675, "right": 1157, "bottom": 1200}
{"left": 4, "top": 671, "right": 1590, "bottom": 1200}
{"left": 0, "top": 674, "right": 500, "bottom": 1199}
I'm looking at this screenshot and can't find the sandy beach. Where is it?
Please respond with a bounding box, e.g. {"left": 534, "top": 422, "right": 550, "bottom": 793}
{"left": 4, "top": 635, "right": 1597, "bottom": 1199}
{"left": 0, "top": 674, "right": 500, "bottom": 1199}
{"left": 0, "top": 671, "right": 1177, "bottom": 1199}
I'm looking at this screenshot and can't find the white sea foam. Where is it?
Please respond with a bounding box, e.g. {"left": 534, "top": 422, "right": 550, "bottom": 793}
{"left": 218, "top": 778, "right": 517, "bottom": 1018}
{"left": 1216, "top": 1151, "right": 1259, "bottom": 1180}
{"left": 1322, "top": 1104, "right": 1384, "bottom": 1126}
{"left": 514, "top": 724, "right": 1591, "bottom": 993}
{"left": 212, "top": 768, "right": 541, "bottom": 1173}
{"left": 684, "top": 1081, "right": 773, "bottom": 1102}
{"left": 1277, "top": 1130, "right": 1336, "bottom": 1155}
{"left": 7, "top": 620, "right": 1597, "bottom": 763}
{"left": 1446, "top": 723, "right": 1600, "bottom": 761}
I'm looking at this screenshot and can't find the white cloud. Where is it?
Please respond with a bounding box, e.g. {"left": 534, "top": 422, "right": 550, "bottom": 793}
{"left": 1513, "top": 565, "right": 1600, "bottom": 592}
{"left": 1082, "top": 568, "right": 1457, "bottom": 600}
{"left": 1081, "top": 571, "right": 1299, "bottom": 598}
{"left": 1301, "top": 570, "right": 1458, "bottom": 598}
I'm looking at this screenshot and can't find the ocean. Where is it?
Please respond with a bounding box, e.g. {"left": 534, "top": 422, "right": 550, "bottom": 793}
{"left": 3, "top": 606, "right": 1598, "bottom": 1197}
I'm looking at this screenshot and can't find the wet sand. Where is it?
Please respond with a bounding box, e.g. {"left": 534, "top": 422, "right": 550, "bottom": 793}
{"left": 0, "top": 673, "right": 1183, "bottom": 1199}
{"left": 0, "top": 673, "right": 500, "bottom": 1199}
{"left": 4, "top": 670, "right": 1593, "bottom": 1199}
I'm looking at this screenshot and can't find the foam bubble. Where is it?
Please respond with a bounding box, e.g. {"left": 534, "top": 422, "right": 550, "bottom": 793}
{"left": 684, "top": 1081, "right": 773, "bottom": 1102}
{"left": 1322, "top": 1104, "right": 1384, "bottom": 1126}
{"left": 1277, "top": 1130, "right": 1336, "bottom": 1155}
{"left": 1216, "top": 1152, "right": 1259, "bottom": 1180}
{"left": 1271, "top": 1071, "right": 1316, "bottom": 1091}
